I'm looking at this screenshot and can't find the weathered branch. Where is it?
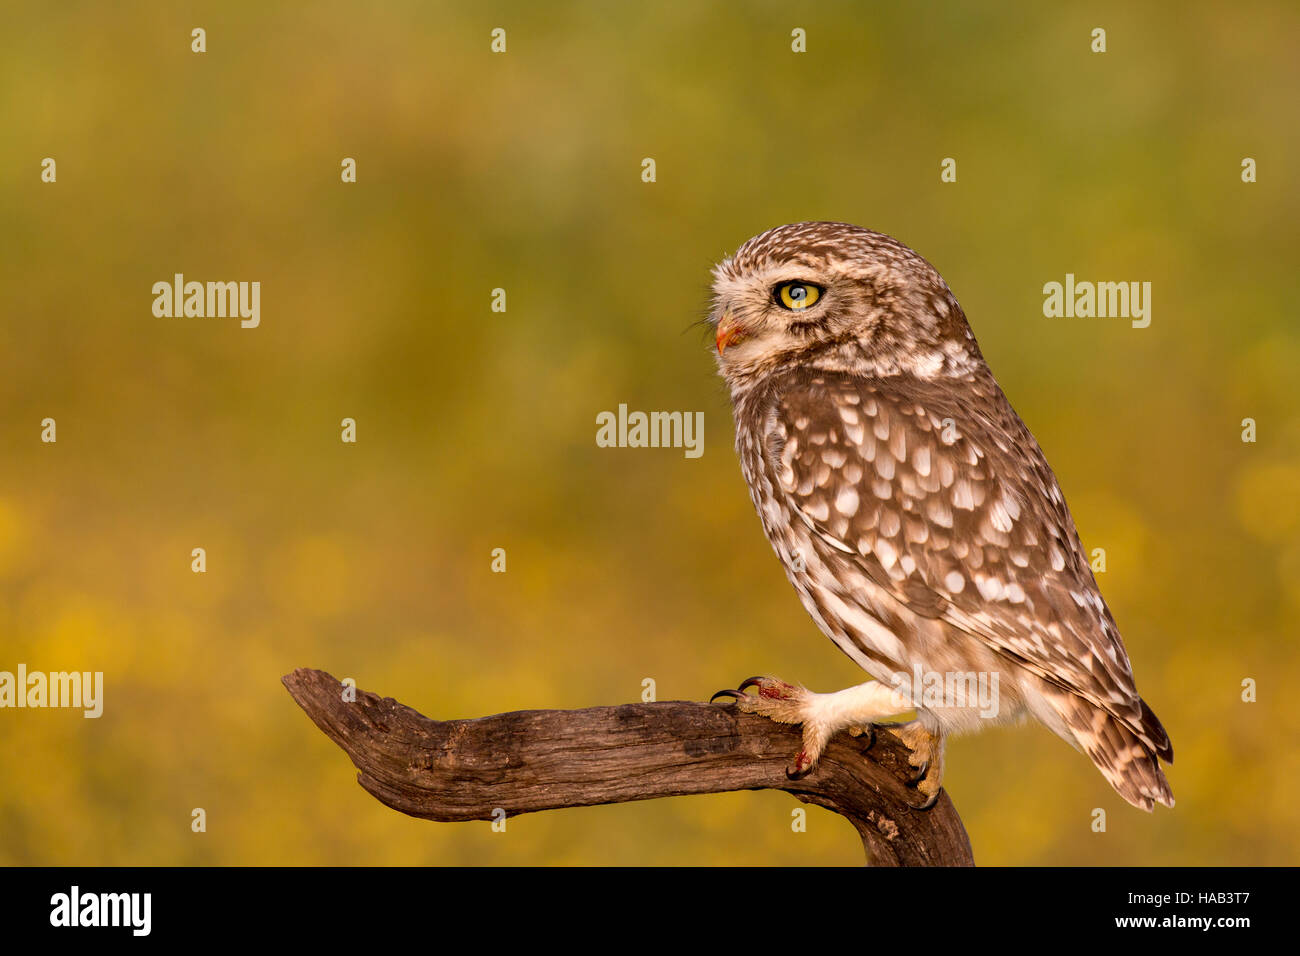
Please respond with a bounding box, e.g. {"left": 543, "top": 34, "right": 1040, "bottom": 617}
{"left": 282, "top": 668, "right": 974, "bottom": 866}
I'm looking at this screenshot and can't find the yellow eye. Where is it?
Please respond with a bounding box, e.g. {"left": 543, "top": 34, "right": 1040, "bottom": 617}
{"left": 776, "top": 281, "right": 822, "bottom": 310}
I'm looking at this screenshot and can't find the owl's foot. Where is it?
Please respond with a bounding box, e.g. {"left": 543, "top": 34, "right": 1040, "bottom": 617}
{"left": 711, "top": 676, "right": 908, "bottom": 779}
{"left": 893, "top": 720, "right": 946, "bottom": 810}
{"left": 711, "top": 677, "right": 819, "bottom": 775}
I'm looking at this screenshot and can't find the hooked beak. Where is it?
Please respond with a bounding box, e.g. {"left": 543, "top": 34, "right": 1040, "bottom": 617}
{"left": 715, "top": 311, "right": 745, "bottom": 355}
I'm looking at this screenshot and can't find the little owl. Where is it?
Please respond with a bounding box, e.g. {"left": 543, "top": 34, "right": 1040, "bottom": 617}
{"left": 708, "top": 221, "right": 1173, "bottom": 811}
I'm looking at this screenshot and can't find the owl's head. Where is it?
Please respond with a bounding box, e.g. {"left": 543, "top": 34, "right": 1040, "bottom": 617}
{"left": 709, "top": 221, "right": 982, "bottom": 388}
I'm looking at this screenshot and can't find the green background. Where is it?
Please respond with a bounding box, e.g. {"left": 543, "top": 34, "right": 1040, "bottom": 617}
{"left": 2, "top": 0, "right": 1297, "bottom": 865}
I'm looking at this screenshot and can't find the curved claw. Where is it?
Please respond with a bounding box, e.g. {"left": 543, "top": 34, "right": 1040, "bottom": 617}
{"left": 737, "top": 676, "right": 768, "bottom": 693}
{"left": 903, "top": 758, "right": 941, "bottom": 811}
{"left": 710, "top": 688, "right": 748, "bottom": 703}
{"left": 785, "top": 750, "right": 815, "bottom": 780}
{"left": 904, "top": 786, "right": 942, "bottom": 812}
{"left": 849, "top": 724, "right": 877, "bottom": 751}
{"left": 906, "top": 757, "right": 931, "bottom": 786}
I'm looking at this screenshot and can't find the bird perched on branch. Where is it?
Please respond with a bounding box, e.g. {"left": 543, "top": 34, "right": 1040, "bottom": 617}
{"left": 708, "top": 221, "right": 1173, "bottom": 811}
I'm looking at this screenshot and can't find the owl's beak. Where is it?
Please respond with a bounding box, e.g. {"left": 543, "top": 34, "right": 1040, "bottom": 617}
{"left": 715, "top": 312, "right": 745, "bottom": 355}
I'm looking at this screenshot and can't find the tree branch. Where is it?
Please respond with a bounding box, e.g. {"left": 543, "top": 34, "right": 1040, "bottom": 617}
{"left": 281, "top": 668, "right": 974, "bottom": 866}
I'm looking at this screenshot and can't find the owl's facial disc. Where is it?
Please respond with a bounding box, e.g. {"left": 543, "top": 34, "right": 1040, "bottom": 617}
{"left": 710, "top": 222, "right": 983, "bottom": 385}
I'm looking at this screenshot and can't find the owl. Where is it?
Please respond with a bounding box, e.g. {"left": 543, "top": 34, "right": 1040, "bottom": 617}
{"left": 708, "top": 221, "right": 1173, "bottom": 811}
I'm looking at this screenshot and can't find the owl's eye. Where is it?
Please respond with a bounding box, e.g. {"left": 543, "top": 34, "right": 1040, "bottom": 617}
{"left": 774, "top": 281, "right": 822, "bottom": 311}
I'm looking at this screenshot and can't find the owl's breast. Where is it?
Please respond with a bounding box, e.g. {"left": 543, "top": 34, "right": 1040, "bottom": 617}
{"left": 735, "top": 414, "right": 910, "bottom": 678}
{"left": 733, "top": 402, "right": 1030, "bottom": 733}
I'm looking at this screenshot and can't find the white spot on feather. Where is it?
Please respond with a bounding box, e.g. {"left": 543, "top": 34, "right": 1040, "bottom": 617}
{"left": 913, "top": 445, "right": 931, "bottom": 477}
{"left": 835, "top": 487, "right": 860, "bottom": 516}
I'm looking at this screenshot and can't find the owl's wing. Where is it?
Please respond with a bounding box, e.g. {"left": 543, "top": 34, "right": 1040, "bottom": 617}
{"left": 763, "top": 369, "right": 1169, "bottom": 754}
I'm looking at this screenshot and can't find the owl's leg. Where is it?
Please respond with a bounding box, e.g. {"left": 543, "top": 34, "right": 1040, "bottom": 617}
{"left": 893, "top": 720, "right": 946, "bottom": 810}
{"left": 712, "top": 677, "right": 910, "bottom": 778}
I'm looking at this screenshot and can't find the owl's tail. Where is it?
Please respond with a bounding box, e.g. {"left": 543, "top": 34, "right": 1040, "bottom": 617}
{"left": 1053, "top": 692, "right": 1175, "bottom": 811}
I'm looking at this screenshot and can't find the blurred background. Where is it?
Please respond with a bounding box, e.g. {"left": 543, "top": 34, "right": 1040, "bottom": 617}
{"left": 2, "top": 0, "right": 1297, "bottom": 865}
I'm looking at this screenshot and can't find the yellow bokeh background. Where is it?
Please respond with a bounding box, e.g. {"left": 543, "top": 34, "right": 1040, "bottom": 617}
{"left": 2, "top": 1, "right": 1298, "bottom": 865}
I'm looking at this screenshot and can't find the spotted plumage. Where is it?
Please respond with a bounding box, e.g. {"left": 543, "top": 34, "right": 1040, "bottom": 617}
{"left": 709, "top": 221, "right": 1173, "bottom": 810}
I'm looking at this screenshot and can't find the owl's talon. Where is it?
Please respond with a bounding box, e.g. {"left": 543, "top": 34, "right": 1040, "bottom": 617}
{"left": 904, "top": 784, "right": 943, "bottom": 812}
{"left": 708, "top": 676, "right": 909, "bottom": 783}
{"left": 847, "top": 724, "right": 877, "bottom": 750}
{"left": 891, "top": 720, "right": 945, "bottom": 809}
{"left": 905, "top": 755, "right": 930, "bottom": 785}
{"left": 738, "top": 676, "right": 799, "bottom": 700}
{"left": 905, "top": 761, "right": 944, "bottom": 810}
{"left": 786, "top": 750, "right": 815, "bottom": 779}
{"left": 710, "top": 688, "right": 748, "bottom": 703}
{"left": 709, "top": 676, "right": 806, "bottom": 714}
